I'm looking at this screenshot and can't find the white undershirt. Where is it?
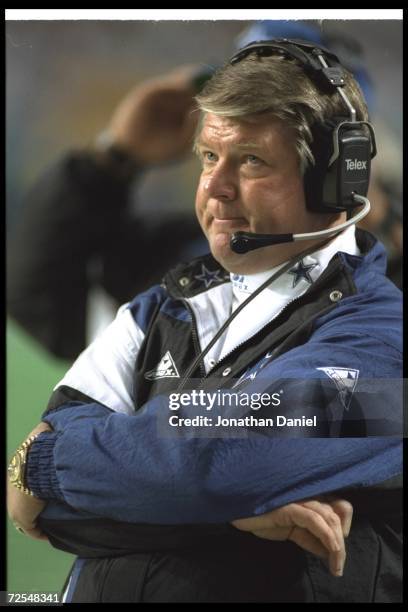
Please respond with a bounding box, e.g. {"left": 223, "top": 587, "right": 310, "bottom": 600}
{"left": 198, "top": 225, "right": 360, "bottom": 372}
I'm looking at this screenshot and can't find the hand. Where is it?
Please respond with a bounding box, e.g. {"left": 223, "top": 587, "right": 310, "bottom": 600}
{"left": 231, "top": 497, "right": 353, "bottom": 577}
{"left": 107, "top": 65, "right": 202, "bottom": 165}
{"left": 7, "top": 422, "right": 53, "bottom": 541}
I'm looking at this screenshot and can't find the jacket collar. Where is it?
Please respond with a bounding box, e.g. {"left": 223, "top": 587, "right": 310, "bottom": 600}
{"left": 164, "top": 228, "right": 385, "bottom": 300}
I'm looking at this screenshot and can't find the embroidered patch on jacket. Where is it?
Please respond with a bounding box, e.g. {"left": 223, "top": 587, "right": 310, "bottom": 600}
{"left": 231, "top": 350, "right": 278, "bottom": 390}
{"left": 316, "top": 366, "right": 359, "bottom": 410}
{"left": 145, "top": 351, "right": 180, "bottom": 380}
{"left": 194, "top": 264, "right": 224, "bottom": 289}
{"left": 288, "top": 260, "right": 317, "bottom": 288}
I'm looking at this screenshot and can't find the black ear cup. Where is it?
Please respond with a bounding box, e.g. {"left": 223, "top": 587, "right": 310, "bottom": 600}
{"left": 304, "top": 120, "right": 336, "bottom": 213}
{"left": 336, "top": 126, "right": 372, "bottom": 205}
{"left": 304, "top": 120, "right": 372, "bottom": 213}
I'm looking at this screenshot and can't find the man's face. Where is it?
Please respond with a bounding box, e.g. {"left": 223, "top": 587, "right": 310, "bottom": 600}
{"left": 195, "top": 113, "right": 323, "bottom": 274}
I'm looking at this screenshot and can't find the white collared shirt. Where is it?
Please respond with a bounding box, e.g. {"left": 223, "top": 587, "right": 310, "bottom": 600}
{"left": 194, "top": 225, "right": 360, "bottom": 372}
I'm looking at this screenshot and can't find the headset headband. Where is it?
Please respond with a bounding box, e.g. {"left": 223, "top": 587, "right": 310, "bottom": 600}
{"left": 230, "top": 38, "right": 346, "bottom": 91}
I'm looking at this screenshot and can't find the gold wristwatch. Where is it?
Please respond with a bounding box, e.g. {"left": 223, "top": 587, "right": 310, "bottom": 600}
{"left": 8, "top": 435, "right": 40, "bottom": 496}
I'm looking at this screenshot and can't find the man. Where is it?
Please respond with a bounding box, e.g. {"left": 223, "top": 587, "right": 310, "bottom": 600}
{"left": 7, "top": 40, "right": 402, "bottom": 602}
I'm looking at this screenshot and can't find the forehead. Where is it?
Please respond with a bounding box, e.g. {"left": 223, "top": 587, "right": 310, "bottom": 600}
{"left": 197, "top": 113, "right": 294, "bottom": 153}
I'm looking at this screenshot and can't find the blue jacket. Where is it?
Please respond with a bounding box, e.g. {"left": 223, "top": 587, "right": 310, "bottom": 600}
{"left": 26, "top": 229, "right": 402, "bottom": 544}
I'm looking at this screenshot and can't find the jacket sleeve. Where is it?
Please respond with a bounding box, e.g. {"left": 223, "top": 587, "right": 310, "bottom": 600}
{"left": 25, "top": 324, "right": 403, "bottom": 525}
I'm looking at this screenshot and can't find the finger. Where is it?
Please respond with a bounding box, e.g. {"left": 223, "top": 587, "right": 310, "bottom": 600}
{"left": 253, "top": 525, "right": 329, "bottom": 560}
{"left": 286, "top": 504, "right": 341, "bottom": 555}
{"left": 289, "top": 527, "right": 329, "bottom": 559}
{"left": 328, "top": 499, "right": 353, "bottom": 537}
{"left": 297, "top": 501, "right": 346, "bottom": 576}
{"left": 290, "top": 525, "right": 344, "bottom": 578}
{"left": 298, "top": 500, "right": 344, "bottom": 552}
{"left": 231, "top": 506, "right": 303, "bottom": 532}
{"left": 329, "top": 548, "right": 345, "bottom": 578}
{"left": 312, "top": 495, "right": 353, "bottom": 537}
{"left": 232, "top": 503, "right": 340, "bottom": 553}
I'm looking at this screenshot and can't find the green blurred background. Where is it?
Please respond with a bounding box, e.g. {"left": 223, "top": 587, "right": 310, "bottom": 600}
{"left": 7, "top": 321, "right": 74, "bottom": 593}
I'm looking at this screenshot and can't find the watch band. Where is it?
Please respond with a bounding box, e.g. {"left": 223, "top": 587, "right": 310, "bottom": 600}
{"left": 8, "top": 434, "right": 41, "bottom": 496}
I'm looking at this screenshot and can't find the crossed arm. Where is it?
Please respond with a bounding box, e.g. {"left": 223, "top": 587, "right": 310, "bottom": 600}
{"left": 8, "top": 392, "right": 402, "bottom": 575}
{"left": 8, "top": 420, "right": 352, "bottom": 577}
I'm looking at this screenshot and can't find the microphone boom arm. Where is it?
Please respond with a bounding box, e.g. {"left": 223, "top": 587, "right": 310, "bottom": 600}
{"left": 230, "top": 194, "right": 370, "bottom": 254}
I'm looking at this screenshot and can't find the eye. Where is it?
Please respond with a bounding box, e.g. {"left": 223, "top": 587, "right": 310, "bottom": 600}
{"left": 245, "top": 154, "right": 263, "bottom": 166}
{"left": 201, "top": 151, "right": 218, "bottom": 163}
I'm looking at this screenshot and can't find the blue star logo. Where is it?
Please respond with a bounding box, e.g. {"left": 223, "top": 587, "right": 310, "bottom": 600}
{"left": 288, "top": 260, "right": 317, "bottom": 288}
{"left": 194, "top": 264, "right": 224, "bottom": 289}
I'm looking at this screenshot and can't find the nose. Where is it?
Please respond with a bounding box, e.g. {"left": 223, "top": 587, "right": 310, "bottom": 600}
{"left": 203, "top": 164, "right": 238, "bottom": 201}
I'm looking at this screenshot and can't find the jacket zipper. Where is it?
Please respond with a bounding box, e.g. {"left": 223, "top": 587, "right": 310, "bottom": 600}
{"left": 199, "top": 293, "right": 301, "bottom": 384}
{"left": 200, "top": 263, "right": 341, "bottom": 384}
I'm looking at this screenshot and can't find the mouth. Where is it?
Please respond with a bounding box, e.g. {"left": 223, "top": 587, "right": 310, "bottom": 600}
{"left": 211, "top": 218, "right": 248, "bottom": 232}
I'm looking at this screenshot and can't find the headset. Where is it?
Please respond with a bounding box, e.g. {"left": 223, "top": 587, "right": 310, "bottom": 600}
{"left": 227, "top": 38, "right": 377, "bottom": 254}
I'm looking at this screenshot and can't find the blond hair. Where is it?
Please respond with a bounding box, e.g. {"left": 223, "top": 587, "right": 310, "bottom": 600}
{"left": 195, "top": 53, "right": 369, "bottom": 173}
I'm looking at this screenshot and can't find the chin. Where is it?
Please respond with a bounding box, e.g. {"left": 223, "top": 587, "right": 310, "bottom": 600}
{"left": 209, "top": 235, "right": 270, "bottom": 274}
{"left": 211, "top": 246, "right": 254, "bottom": 274}
{"left": 217, "top": 245, "right": 283, "bottom": 275}
{"left": 227, "top": 258, "right": 264, "bottom": 275}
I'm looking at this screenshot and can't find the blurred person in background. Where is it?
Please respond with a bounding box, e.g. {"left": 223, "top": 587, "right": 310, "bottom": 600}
{"left": 7, "top": 20, "right": 402, "bottom": 363}
{"left": 6, "top": 63, "right": 209, "bottom": 360}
